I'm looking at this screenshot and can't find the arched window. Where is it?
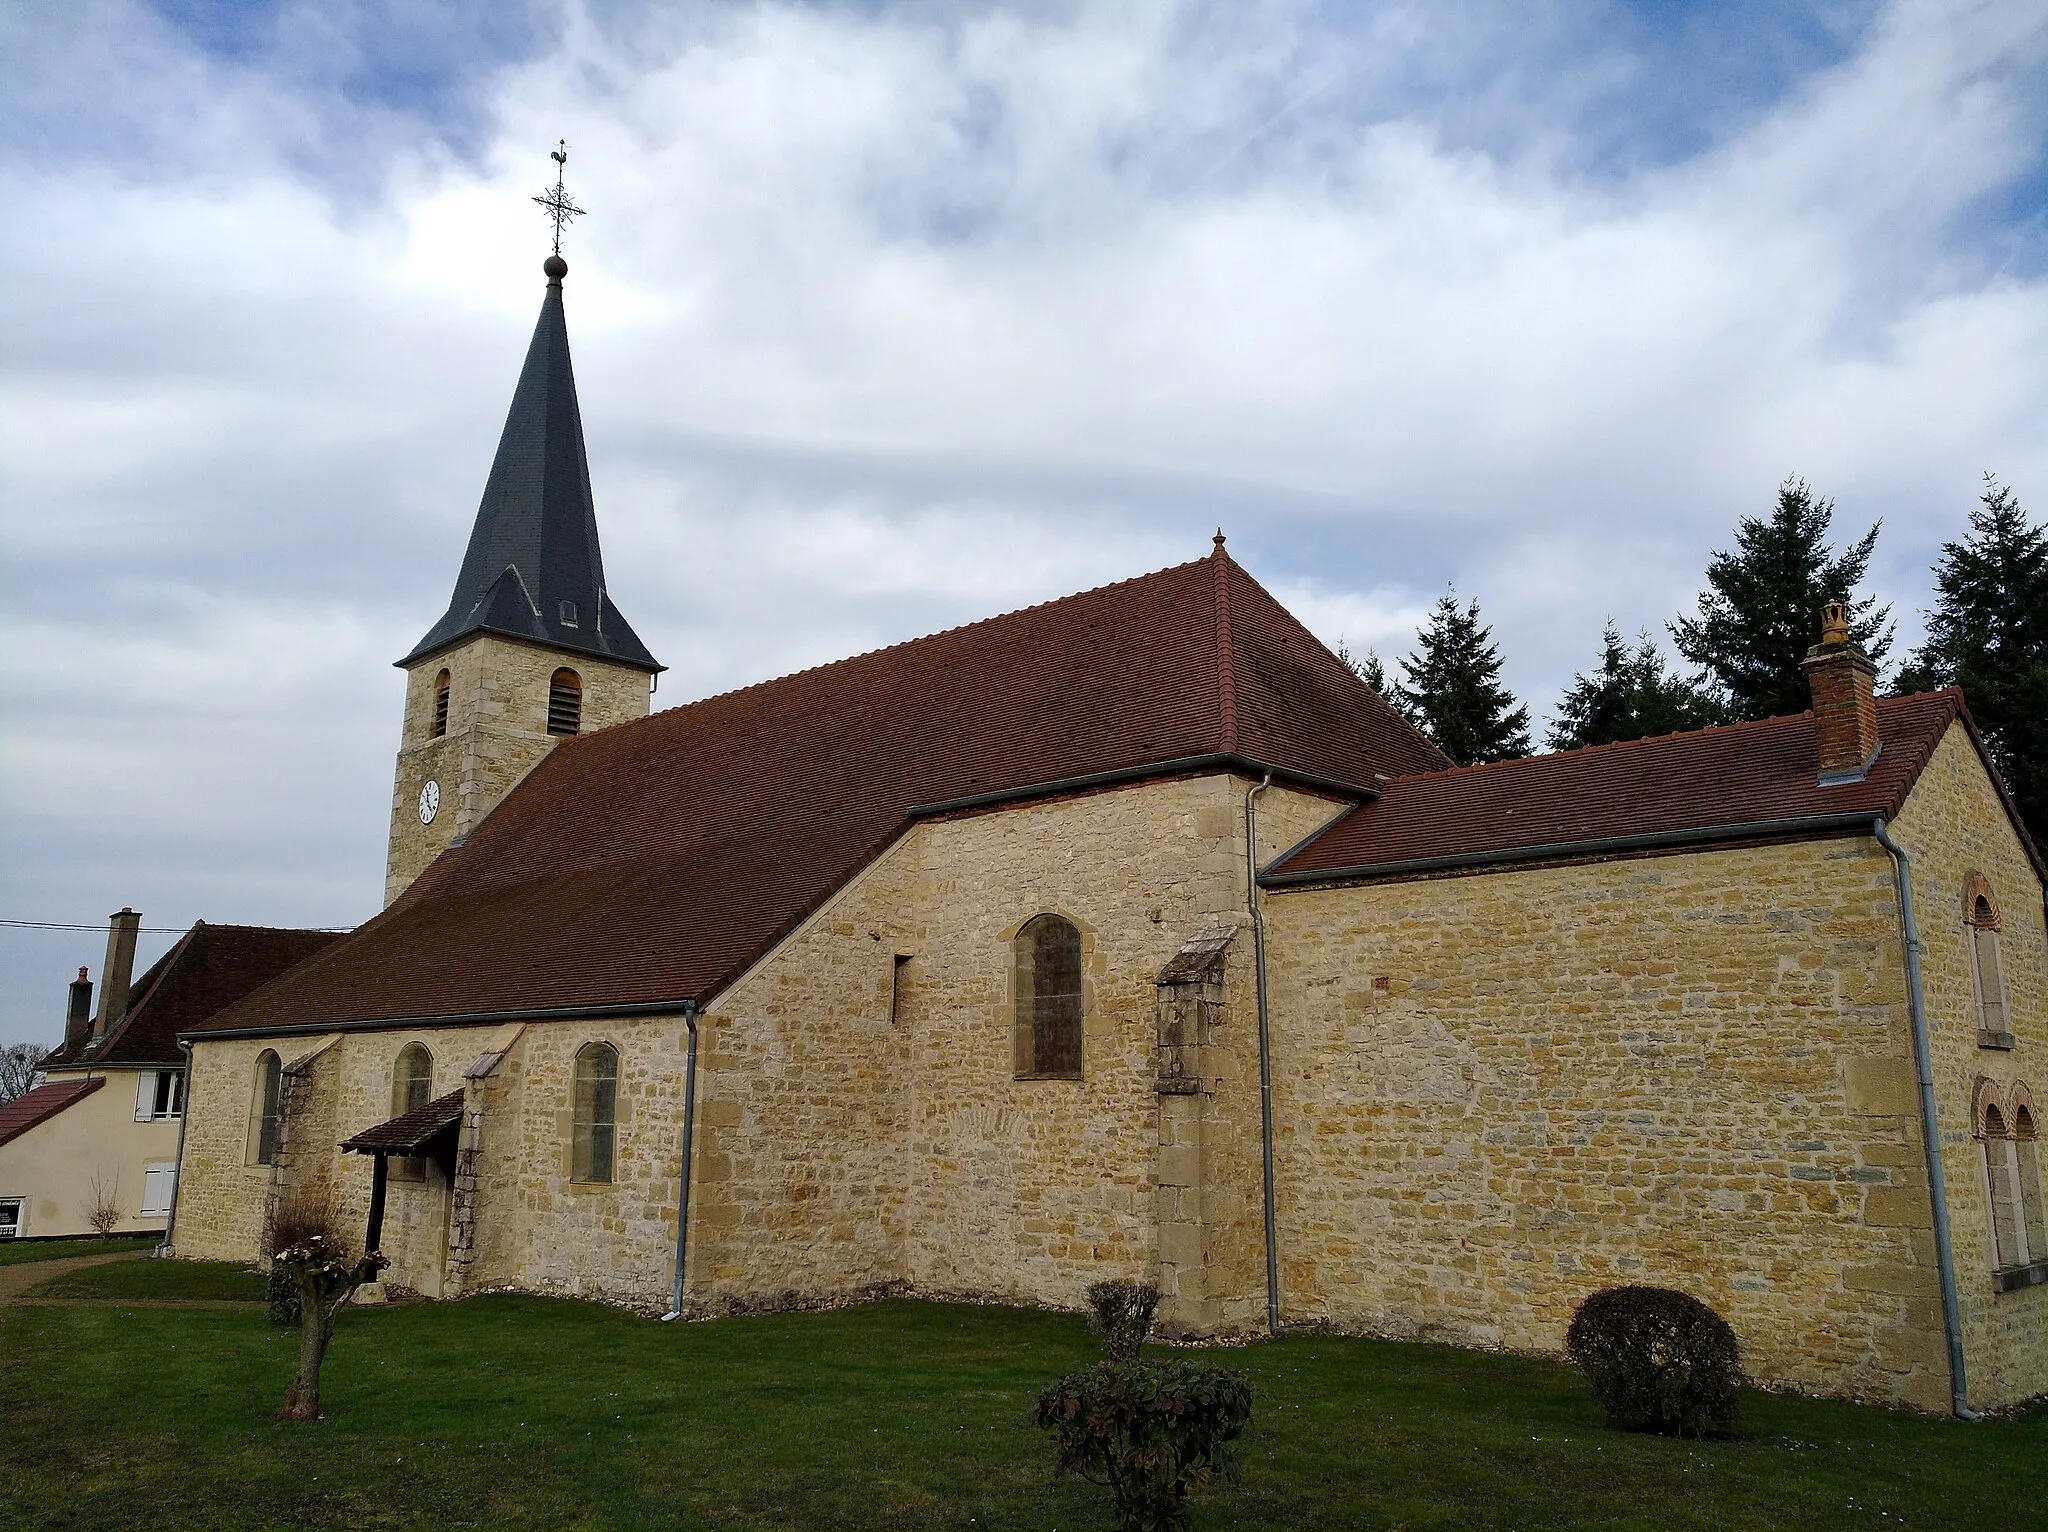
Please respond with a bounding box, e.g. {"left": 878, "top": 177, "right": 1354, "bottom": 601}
{"left": 390, "top": 1044, "right": 434, "bottom": 1181}
{"left": 572, "top": 1041, "right": 619, "bottom": 1183}
{"left": 547, "top": 668, "right": 582, "bottom": 737}
{"left": 1981, "top": 1104, "right": 2025, "bottom": 1270}
{"left": 249, "top": 1050, "right": 282, "bottom": 1166}
{"left": 2016, "top": 1100, "right": 2046, "bottom": 1262}
{"left": 1965, "top": 881, "right": 2011, "bottom": 1046}
{"left": 1014, "top": 915, "right": 1084, "bottom": 1080}
{"left": 432, "top": 670, "right": 451, "bottom": 738}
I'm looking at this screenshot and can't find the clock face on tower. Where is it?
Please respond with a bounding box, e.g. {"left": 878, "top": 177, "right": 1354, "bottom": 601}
{"left": 418, "top": 779, "right": 441, "bottom": 826}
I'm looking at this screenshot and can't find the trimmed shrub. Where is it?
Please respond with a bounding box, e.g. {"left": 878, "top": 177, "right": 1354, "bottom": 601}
{"left": 1565, "top": 1285, "right": 1742, "bottom": 1438}
{"left": 1086, "top": 1278, "right": 1160, "bottom": 1363}
{"left": 1036, "top": 1359, "right": 1253, "bottom": 1532}
{"left": 266, "top": 1265, "right": 301, "bottom": 1328}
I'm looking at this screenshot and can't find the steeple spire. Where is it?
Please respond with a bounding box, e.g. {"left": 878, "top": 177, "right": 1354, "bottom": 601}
{"left": 400, "top": 255, "right": 660, "bottom": 674}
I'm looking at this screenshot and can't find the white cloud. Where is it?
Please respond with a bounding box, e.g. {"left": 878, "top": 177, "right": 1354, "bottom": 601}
{"left": 2, "top": 0, "right": 2045, "bottom": 1041}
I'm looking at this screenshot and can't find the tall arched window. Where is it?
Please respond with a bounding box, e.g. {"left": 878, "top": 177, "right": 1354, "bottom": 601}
{"left": 432, "top": 670, "right": 451, "bottom": 737}
{"left": 249, "top": 1050, "right": 282, "bottom": 1166}
{"left": 2016, "top": 1099, "right": 2046, "bottom": 1261}
{"left": 390, "top": 1043, "right": 434, "bottom": 1181}
{"left": 1014, "top": 914, "right": 1084, "bottom": 1080}
{"left": 1982, "top": 1104, "right": 2024, "bottom": 1270}
{"left": 547, "top": 668, "right": 582, "bottom": 736}
{"left": 572, "top": 1041, "right": 619, "bottom": 1183}
{"left": 1965, "top": 879, "right": 2012, "bottom": 1047}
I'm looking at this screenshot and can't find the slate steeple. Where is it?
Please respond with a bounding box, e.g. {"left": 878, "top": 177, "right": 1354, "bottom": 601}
{"left": 402, "top": 257, "right": 661, "bottom": 674}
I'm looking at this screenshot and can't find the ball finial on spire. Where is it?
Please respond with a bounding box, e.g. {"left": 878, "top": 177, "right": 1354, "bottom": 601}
{"left": 544, "top": 254, "right": 568, "bottom": 283}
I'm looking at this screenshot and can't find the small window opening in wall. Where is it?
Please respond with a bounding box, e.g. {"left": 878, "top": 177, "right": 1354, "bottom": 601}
{"left": 135, "top": 1069, "right": 183, "bottom": 1122}
{"left": 250, "top": 1050, "right": 282, "bottom": 1166}
{"left": 1969, "top": 894, "right": 2014, "bottom": 1047}
{"left": 432, "top": 670, "right": 450, "bottom": 738}
{"left": 1014, "top": 914, "right": 1084, "bottom": 1079}
{"left": 890, "top": 954, "right": 912, "bottom": 1025}
{"left": 558, "top": 599, "right": 579, "bottom": 628}
{"left": 548, "top": 668, "right": 582, "bottom": 736}
{"left": 572, "top": 1042, "right": 619, "bottom": 1183}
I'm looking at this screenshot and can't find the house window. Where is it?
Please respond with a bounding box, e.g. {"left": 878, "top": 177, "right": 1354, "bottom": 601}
{"left": 548, "top": 668, "right": 582, "bottom": 736}
{"left": 433, "top": 670, "right": 451, "bottom": 738}
{"left": 250, "top": 1050, "right": 282, "bottom": 1166}
{"left": 1014, "top": 914, "right": 1084, "bottom": 1080}
{"left": 1965, "top": 882, "right": 2014, "bottom": 1048}
{"left": 133, "top": 1069, "right": 183, "bottom": 1122}
{"left": 390, "top": 1043, "right": 433, "bottom": 1181}
{"left": 139, "top": 1161, "right": 177, "bottom": 1219}
{"left": 572, "top": 1042, "right": 619, "bottom": 1183}
{"left": 0, "top": 1198, "right": 22, "bottom": 1239}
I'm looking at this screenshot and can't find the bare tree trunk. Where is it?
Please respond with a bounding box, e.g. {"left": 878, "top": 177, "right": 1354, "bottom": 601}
{"left": 280, "top": 1270, "right": 332, "bottom": 1421}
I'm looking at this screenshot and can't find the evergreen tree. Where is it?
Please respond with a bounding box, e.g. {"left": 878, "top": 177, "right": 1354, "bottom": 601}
{"left": 1394, "top": 594, "right": 1531, "bottom": 764}
{"left": 1896, "top": 476, "right": 2048, "bottom": 842}
{"left": 1335, "top": 639, "right": 1399, "bottom": 705}
{"left": 1548, "top": 622, "right": 1725, "bottom": 751}
{"left": 1670, "top": 479, "right": 1892, "bottom": 721}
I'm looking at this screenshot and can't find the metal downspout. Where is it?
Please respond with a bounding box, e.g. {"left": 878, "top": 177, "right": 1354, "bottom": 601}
{"left": 660, "top": 1000, "right": 701, "bottom": 1322}
{"left": 1245, "top": 774, "right": 1281, "bottom": 1336}
{"left": 1871, "top": 817, "right": 1979, "bottom": 1419}
{"left": 157, "top": 1039, "right": 194, "bottom": 1257}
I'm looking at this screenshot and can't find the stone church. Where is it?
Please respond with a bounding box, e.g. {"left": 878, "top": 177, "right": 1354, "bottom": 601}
{"left": 171, "top": 254, "right": 2046, "bottom": 1416}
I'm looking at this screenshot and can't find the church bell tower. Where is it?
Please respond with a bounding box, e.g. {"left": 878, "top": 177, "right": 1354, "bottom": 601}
{"left": 386, "top": 222, "right": 662, "bottom": 905}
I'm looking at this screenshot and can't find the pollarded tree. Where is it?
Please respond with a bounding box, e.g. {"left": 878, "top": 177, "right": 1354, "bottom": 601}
{"left": 1671, "top": 479, "right": 1892, "bottom": 722}
{"left": 1895, "top": 476, "right": 2048, "bottom": 843}
{"left": 1548, "top": 623, "right": 1724, "bottom": 751}
{"left": 1394, "top": 594, "right": 1532, "bottom": 765}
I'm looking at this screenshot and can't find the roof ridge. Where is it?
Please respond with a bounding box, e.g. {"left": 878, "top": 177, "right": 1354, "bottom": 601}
{"left": 570, "top": 551, "right": 1218, "bottom": 736}
{"left": 1213, "top": 534, "right": 1237, "bottom": 753}
{"left": 1375, "top": 690, "right": 1956, "bottom": 788}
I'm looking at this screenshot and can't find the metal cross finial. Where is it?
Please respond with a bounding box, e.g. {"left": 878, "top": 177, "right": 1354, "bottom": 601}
{"left": 533, "top": 140, "right": 586, "bottom": 257}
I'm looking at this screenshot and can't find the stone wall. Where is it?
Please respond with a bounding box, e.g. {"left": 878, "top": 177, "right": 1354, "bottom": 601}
{"left": 1889, "top": 722, "right": 2048, "bottom": 1411}
{"left": 385, "top": 634, "right": 652, "bottom": 905}
{"left": 1260, "top": 829, "right": 1952, "bottom": 1408}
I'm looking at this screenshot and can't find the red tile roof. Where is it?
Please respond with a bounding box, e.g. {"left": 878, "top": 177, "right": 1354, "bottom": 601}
{"left": 189, "top": 548, "right": 1444, "bottom": 1037}
{"left": 341, "top": 1089, "right": 466, "bottom": 1155}
{"left": 1267, "top": 690, "right": 2027, "bottom": 883}
{"left": 0, "top": 1077, "right": 105, "bottom": 1150}
{"left": 41, "top": 924, "right": 343, "bottom": 1071}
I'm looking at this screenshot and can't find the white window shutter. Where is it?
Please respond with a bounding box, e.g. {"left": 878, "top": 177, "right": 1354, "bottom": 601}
{"left": 135, "top": 1072, "right": 154, "bottom": 1123}
{"left": 140, "top": 1164, "right": 176, "bottom": 1217}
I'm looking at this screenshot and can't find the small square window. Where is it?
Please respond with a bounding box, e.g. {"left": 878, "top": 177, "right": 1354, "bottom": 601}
{"left": 558, "top": 600, "right": 579, "bottom": 627}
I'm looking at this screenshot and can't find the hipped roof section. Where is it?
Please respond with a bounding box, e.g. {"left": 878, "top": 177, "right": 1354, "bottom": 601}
{"left": 1267, "top": 690, "right": 2042, "bottom": 884}
{"left": 190, "top": 548, "right": 1445, "bottom": 1037}
{"left": 40, "top": 924, "right": 344, "bottom": 1070}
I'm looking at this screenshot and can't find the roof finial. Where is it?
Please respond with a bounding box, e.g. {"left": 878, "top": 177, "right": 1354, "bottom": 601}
{"left": 534, "top": 139, "right": 586, "bottom": 279}
{"left": 1213, "top": 528, "right": 1227, "bottom": 553}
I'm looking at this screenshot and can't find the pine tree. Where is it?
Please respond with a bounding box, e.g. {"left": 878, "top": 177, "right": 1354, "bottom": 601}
{"left": 1335, "top": 639, "right": 1399, "bottom": 706}
{"left": 1394, "top": 594, "right": 1531, "bottom": 764}
{"left": 1670, "top": 479, "right": 1892, "bottom": 721}
{"left": 1896, "top": 476, "right": 2048, "bottom": 842}
{"left": 1548, "top": 623, "right": 1724, "bottom": 751}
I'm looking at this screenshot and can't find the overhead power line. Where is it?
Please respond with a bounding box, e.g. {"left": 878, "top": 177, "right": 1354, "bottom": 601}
{"left": 0, "top": 919, "right": 354, "bottom": 934}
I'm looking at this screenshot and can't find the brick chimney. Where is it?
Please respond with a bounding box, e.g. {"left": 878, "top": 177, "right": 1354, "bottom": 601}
{"left": 1801, "top": 600, "right": 1879, "bottom": 782}
{"left": 63, "top": 967, "right": 94, "bottom": 1053}
{"left": 92, "top": 908, "right": 142, "bottom": 1042}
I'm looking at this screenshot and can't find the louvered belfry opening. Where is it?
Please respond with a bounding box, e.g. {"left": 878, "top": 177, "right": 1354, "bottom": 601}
{"left": 432, "top": 670, "right": 451, "bottom": 737}
{"left": 547, "top": 668, "right": 582, "bottom": 736}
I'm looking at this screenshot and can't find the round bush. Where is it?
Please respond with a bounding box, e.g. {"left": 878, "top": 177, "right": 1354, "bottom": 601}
{"left": 1565, "top": 1285, "right": 1742, "bottom": 1438}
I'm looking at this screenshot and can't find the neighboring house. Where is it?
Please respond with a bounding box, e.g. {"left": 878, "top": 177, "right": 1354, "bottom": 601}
{"left": 168, "top": 254, "right": 2045, "bottom": 1415}
{"left": 0, "top": 914, "right": 338, "bottom": 1241}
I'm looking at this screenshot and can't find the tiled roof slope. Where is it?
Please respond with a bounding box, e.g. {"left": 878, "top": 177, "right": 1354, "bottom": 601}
{"left": 341, "top": 1089, "right": 466, "bottom": 1154}
{"left": 190, "top": 548, "right": 1447, "bottom": 1036}
{"left": 0, "top": 1078, "right": 104, "bottom": 1149}
{"left": 1268, "top": 690, "right": 2002, "bottom": 883}
{"left": 42, "top": 925, "right": 343, "bottom": 1070}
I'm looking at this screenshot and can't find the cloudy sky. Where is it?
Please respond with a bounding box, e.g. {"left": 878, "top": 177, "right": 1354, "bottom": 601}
{"left": 3, "top": 0, "right": 2045, "bottom": 1046}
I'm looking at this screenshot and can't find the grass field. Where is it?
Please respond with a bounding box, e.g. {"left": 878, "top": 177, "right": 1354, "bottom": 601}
{"left": 28, "top": 1257, "right": 267, "bottom": 1302}
{"left": 0, "top": 1236, "right": 156, "bottom": 1267}
{"left": 1, "top": 1262, "right": 2041, "bottom": 1531}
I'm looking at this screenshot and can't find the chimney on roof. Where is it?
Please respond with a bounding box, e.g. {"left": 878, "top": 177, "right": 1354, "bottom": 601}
{"left": 64, "top": 967, "right": 93, "bottom": 1053}
{"left": 1802, "top": 600, "right": 1880, "bottom": 782}
{"left": 92, "top": 908, "right": 141, "bottom": 1041}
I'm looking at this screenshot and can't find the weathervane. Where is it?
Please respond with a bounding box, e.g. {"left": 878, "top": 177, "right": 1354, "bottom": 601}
{"left": 533, "top": 140, "right": 585, "bottom": 257}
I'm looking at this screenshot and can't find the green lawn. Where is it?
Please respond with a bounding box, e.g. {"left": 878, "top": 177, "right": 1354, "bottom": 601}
{"left": 0, "top": 1236, "right": 156, "bottom": 1267}
{"left": 28, "top": 1258, "right": 266, "bottom": 1302}
{"left": 0, "top": 1267, "right": 2040, "bottom": 1531}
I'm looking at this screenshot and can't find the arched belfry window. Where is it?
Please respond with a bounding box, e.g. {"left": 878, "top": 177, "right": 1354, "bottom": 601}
{"left": 1014, "top": 915, "right": 1084, "bottom": 1080}
{"left": 249, "top": 1050, "right": 282, "bottom": 1166}
{"left": 572, "top": 1042, "right": 619, "bottom": 1183}
{"left": 432, "top": 670, "right": 451, "bottom": 738}
{"left": 390, "top": 1043, "right": 433, "bottom": 1181}
{"left": 1964, "top": 875, "right": 2012, "bottom": 1047}
{"left": 548, "top": 668, "right": 582, "bottom": 736}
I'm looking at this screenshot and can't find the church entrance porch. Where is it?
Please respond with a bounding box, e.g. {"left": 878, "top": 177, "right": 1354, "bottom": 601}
{"left": 341, "top": 1089, "right": 464, "bottom": 1299}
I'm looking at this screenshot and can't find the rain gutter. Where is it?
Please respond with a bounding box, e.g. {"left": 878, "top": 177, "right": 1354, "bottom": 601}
{"left": 661, "top": 1000, "right": 702, "bottom": 1323}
